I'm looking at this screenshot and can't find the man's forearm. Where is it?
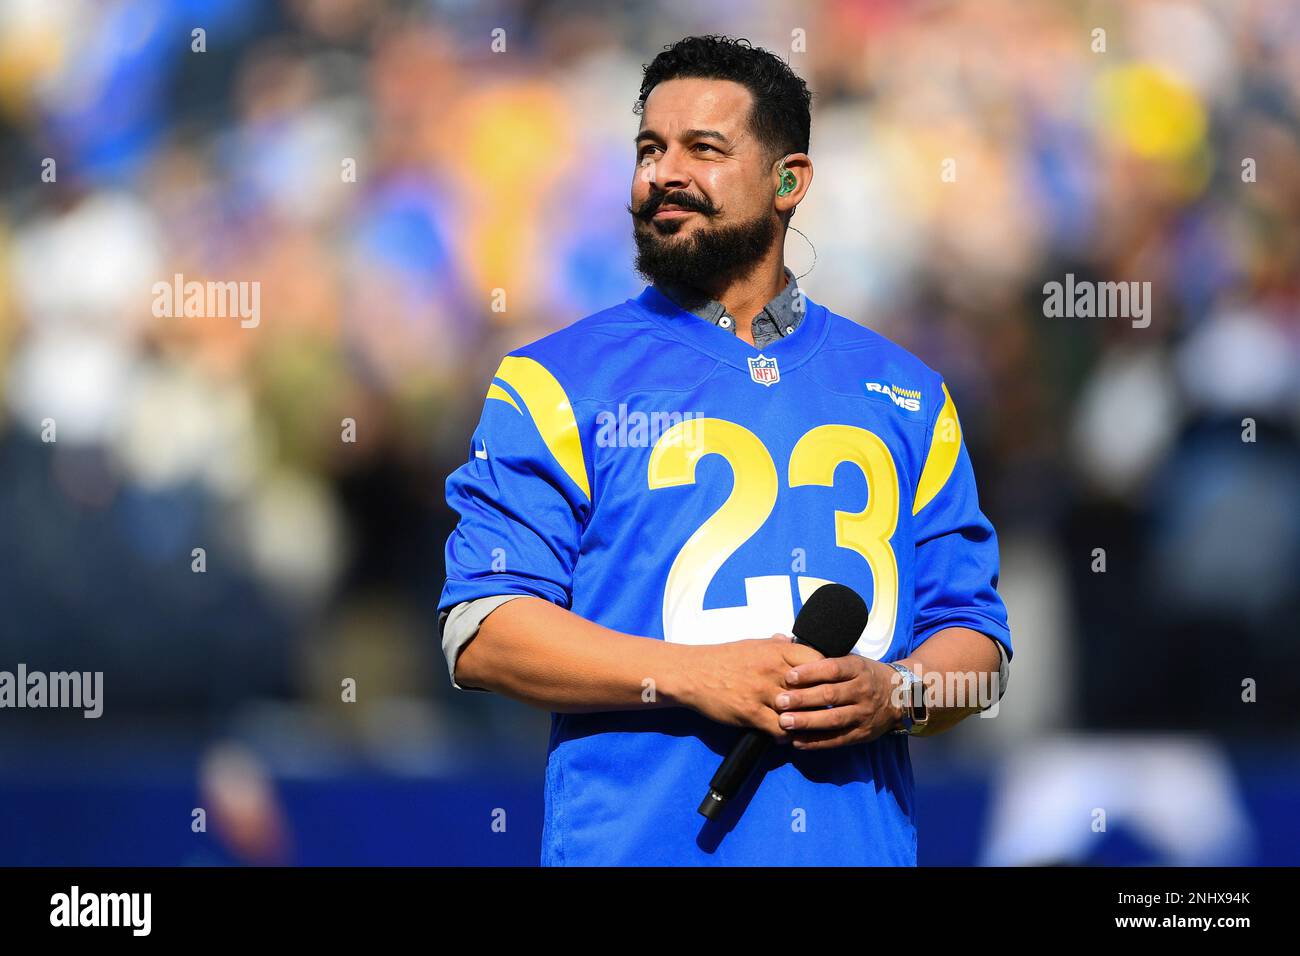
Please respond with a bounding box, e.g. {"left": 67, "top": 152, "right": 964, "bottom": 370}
{"left": 454, "top": 596, "right": 692, "bottom": 713}
{"left": 895, "top": 626, "right": 1003, "bottom": 736}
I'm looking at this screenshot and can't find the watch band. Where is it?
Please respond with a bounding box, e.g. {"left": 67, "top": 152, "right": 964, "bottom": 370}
{"left": 886, "top": 662, "right": 926, "bottom": 735}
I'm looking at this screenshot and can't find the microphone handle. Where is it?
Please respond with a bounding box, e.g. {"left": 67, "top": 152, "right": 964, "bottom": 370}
{"left": 697, "top": 633, "right": 841, "bottom": 820}
{"left": 698, "top": 728, "right": 773, "bottom": 820}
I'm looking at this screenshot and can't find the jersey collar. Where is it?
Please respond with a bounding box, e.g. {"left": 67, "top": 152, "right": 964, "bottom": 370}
{"left": 631, "top": 283, "right": 830, "bottom": 378}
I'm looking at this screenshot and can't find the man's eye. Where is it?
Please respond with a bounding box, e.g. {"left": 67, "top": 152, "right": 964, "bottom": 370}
{"left": 638, "top": 146, "right": 660, "bottom": 160}
{"left": 693, "top": 143, "right": 715, "bottom": 153}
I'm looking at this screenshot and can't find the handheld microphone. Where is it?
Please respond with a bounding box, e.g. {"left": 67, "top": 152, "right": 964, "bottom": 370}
{"left": 697, "top": 583, "right": 870, "bottom": 820}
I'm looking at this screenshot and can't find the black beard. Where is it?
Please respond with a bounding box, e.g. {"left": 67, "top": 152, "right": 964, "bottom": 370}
{"left": 632, "top": 210, "right": 778, "bottom": 296}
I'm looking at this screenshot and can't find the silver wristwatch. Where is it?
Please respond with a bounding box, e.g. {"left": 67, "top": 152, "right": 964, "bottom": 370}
{"left": 886, "top": 662, "right": 928, "bottom": 735}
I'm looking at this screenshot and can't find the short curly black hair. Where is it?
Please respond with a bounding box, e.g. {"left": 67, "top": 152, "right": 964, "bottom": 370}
{"left": 634, "top": 35, "right": 813, "bottom": 162}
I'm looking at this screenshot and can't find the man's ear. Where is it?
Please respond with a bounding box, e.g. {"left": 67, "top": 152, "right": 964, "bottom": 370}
{"left": 773, "top": 152, "right": 812, "bottom": 212}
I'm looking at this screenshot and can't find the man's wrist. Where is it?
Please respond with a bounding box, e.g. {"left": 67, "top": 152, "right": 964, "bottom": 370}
{"left": 652, "top": 640, "right": 699, "bottom": 710}
{"left": 886, "top": 667, "right": 908, "bottom": 727}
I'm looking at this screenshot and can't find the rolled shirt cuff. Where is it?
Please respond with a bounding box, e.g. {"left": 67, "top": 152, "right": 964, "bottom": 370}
{"left": 440, "top": 595, "right": 529, "bottom": 692}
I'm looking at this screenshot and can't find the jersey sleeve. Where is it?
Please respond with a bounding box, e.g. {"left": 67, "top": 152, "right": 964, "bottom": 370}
{"left": 438, "top": 354, "right": 593, "bottom": 634}
{"left": 909, "top": 382, "right": 1012, "bottom": 664}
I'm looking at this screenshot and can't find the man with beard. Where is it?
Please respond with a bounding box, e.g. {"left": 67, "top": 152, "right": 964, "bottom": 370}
{"left": 438, "top": 35, "right": 1012, "bottom": 865}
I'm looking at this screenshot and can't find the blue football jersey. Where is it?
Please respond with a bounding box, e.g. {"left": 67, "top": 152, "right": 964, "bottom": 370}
{"left": 439, "top": 285, "right": 1012, "bottom": 865}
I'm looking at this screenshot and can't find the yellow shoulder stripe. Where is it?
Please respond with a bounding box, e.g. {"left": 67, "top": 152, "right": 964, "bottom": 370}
{"left": 485, "top": 382, "right": 520, "bottom": 413}
{"left": 912, "top": 382, "right": 961, "bottom": 515}
{"left": 488, "top": 356, "right": 590, "bottom": 502}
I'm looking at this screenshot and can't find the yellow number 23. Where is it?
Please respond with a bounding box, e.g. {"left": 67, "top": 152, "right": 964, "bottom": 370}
{"left": 647, "top": 419, "right": 899, "bottom": 659}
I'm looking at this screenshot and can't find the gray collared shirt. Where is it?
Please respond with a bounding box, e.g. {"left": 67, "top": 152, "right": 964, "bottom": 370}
{"left": 655, "top": 266, "right": 805, "bottom": 349}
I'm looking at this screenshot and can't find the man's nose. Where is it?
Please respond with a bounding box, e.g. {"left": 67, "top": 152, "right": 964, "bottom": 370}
{"left": 648, "top": 145, "right": 691, "bottom": 191}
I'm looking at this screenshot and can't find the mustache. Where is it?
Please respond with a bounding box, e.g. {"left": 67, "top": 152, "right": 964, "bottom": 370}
{"left": 628, "top": 190, "right": 719, "bottom": 222}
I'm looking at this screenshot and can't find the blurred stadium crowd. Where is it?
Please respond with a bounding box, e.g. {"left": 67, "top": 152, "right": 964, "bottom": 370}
{"left": 0, "top": 0, "right": 1297, "bottom": 862}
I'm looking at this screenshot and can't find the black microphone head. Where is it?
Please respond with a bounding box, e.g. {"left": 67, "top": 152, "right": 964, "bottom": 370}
{"left": 791, "top": 583, "right": 869, "bottom": 658}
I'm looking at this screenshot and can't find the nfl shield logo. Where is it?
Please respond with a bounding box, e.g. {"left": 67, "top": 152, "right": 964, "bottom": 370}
{"left": 748, "top": 354, "right": 780, "bottom": 386}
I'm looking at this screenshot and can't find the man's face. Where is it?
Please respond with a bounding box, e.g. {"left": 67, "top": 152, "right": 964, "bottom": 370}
{"left": 630, "top": 77, "right": 780, "bottom": 291}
